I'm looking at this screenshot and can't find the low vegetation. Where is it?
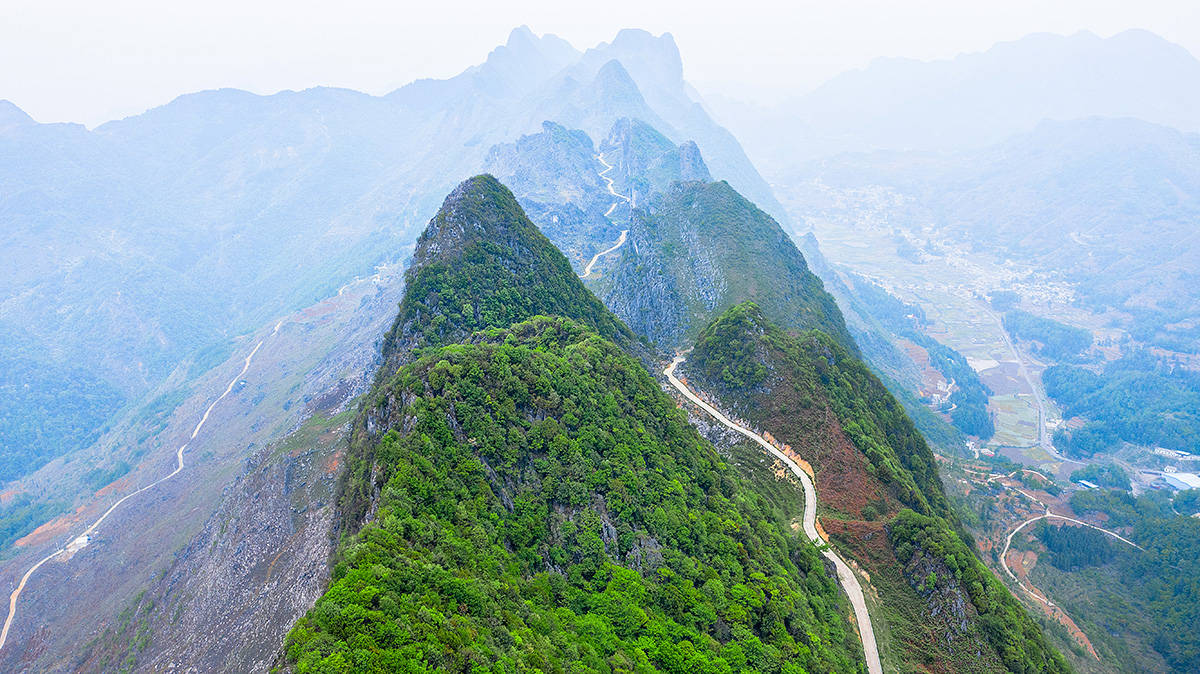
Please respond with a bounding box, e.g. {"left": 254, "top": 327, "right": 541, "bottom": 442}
{"left": 1041, "top": 488, "right": 1200, "bottom": 672}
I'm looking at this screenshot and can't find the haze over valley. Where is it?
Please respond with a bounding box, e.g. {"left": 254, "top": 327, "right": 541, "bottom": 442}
{"left": 1, "top": 4, "right": 1198, "bottom": 672}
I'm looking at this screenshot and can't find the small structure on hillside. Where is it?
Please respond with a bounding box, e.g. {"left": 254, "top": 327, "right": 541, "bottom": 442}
{"left": 1160, "top": 472, "right": 1200, "bottom": 491}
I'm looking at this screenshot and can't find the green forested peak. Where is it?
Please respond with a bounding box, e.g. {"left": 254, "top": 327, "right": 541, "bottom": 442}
{"left": 290, "top": 315, "right": 865, "bottom": 672}
{"left": 381, "top": 174, "right": 635, "bottom": 367}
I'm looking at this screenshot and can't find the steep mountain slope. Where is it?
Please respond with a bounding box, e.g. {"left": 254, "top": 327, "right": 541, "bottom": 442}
{"left": 565, "top": 29, "right": 786, "bottom": 220}
{"left": 596, "top": 180, "right": 854, "bottom": 352}
{"left": 483, "top": 121, "right": 620, "bottom": 269}
{"left": 287, "top": 177, "right": 865, "bottom": 672}
{"left": 682, "top": 303, "right": 1068, "bottom": 673}
{"left": 484, "top": 117, "right": 852, "bottom": 354}
{"left": 378, "top": 174, "right": 636, "bottom": 370}
{"left": 0, "top": 264, "right": 405, "bottom": 672}
{"left": 288, "top": 317, "right": 863, "bottom": 672}
{"left": 484, "top": 117, "right": 709, "bottom": 272}
{"left": 345, "top": 175, "right": 638, "bottom": 529}
{"left": 599, "top": 117, "right": 711, "bottom": 201}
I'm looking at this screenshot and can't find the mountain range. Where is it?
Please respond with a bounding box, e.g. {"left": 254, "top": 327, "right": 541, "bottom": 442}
{"left": 0, "top": 26, "right": 779, "bottom": 495}
{"left": 6, "top": 21, "right": 1193, "bottom": 674}
{"left": 712, "top": 29, "right": 1200, "bottom": 168}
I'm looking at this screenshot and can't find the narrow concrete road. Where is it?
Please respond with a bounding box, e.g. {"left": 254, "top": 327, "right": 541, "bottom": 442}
{"left": 582, "top": 230, "right": 628, "bottom": 278}
{"left": 995, "top": 477, "right": 1142, "bottom": 608}
{"left": 664, "top": 356, "right": 883, "bottom": 674}
{"left": 580, "top": 153, "right": 632, "bottom": 279}
{"left": 0, "top": 319, "right": 283, "bottom": 653}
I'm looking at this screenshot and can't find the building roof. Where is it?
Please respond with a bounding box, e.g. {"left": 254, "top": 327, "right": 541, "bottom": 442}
{"left": 1163, "top": 473, "right": 1200, "bottom": 490}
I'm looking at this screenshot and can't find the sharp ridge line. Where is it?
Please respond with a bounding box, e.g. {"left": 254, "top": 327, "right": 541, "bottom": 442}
{"left": 664, "top": 356, "right": 883, "bottom": 674}
{"left": 0, "top": 321, "right": 281, "bottom": 653}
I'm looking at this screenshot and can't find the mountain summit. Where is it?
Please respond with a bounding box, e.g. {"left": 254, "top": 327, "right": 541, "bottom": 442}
{"left": 381, "top": 174, "right": 634, "bottom": 370}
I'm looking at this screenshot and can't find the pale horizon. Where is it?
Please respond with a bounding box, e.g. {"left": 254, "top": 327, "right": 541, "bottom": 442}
{"left": 3, "top": 0, "right": 1197, "bottom": 128}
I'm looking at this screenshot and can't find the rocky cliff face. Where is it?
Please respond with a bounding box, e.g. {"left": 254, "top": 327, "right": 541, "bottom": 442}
{"left": 596, "top": 180, "right": 855, "bottom": 352}
{"left": 484, "top": 121, "right": 620, "bottom": 270}
{"left": 599, "top": 117, "right": 711, "bottom": 202}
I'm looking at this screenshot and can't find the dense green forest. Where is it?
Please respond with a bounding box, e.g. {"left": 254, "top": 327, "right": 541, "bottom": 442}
{"left": 686, "top": 303, "right": 1064, "bottom": 673}
{"left": 1001, "top": 310, "right": 1092, "bottom": 362}
{"left": 1034, "top": 521, "right": 1114, "bottom": 571}
{"left": 1045, "top": 351, "right": 1200, "bottom": 456}
{"left": 382, "top": 175, "right": 635, "bottom": 365}
{"left": 1172, "top": 489, "right": 1200, "bottom": 516}
{"left": 595, "top": 179, "right": 856, "bottom": 353}
{"left": 849, "top": 277, "right": 994, "bottom": 440}
{"left": 287, "top": 318, "right": 864, "bottom": 672}
{"left": 0, "top": 325, "right": 124, "bottom": 483}
{"left": 1046, "top": 488, "right": 1200, "bottom": 671}
{"left": 1068, "top": 463, "right": 1130, "bottom": 490}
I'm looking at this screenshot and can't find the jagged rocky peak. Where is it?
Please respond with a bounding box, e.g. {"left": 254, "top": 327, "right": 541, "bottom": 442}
{"left": 488, "top": 25, "right": 579, "bottom": 75}
{"left": 591, "top": 29, "right": 685, "bottom": 90}
{"left": 408, "top": 174, "right": 537, "bottom": 267}
{"left": 600, "top": 117, "right": 711, "bottom": 197}
{"left": 483, "top": 121, "right": 602, "bottom": 209}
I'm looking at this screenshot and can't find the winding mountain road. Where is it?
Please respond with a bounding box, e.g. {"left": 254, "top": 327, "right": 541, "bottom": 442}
{"left": 993, "top": 476, "right": 1142, "bottom": 609}
{"left": 580, "top": 153, "right": 632, "bottom": 278}
{"left": 664, "top": 356, "right": 883, "bottom": 674}
{"left": 582, "top": 230, "right": 628, "bottom": 278}
{"left": 0, "top": 320, "right": 283, "bottom": 653}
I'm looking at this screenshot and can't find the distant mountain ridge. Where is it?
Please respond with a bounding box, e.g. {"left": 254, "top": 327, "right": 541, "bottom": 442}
{"left": 0, "top": 25, "right": 778, "bottom": 488}
{"left": 716, "top": 29, "right": 1200, "bottom": 169}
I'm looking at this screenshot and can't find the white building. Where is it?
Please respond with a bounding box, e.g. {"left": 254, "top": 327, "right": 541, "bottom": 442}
{"left": 1161, "top": 472, "right": 1200, "bottom": 491}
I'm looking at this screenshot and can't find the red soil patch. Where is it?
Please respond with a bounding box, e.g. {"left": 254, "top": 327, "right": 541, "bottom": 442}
{"left": 94, "top": 474, "right": 134, "bottom": 498}
{"left": 300, "top": 301, "right": 338, "bottom": 321}
{"left": 323, "top": 450, "right": 343, "bottom": 475}
{"left": 14, "top": 507, "right": 84, "bottom": 548}
{"left": 824, "top": 519, "right": 894, "bottom": 568}
{"left": 896, "top": 336, "right": 951, "bottom": 400}
{"left": 1008, "top": 547, "right": 1100, "bottom": 660}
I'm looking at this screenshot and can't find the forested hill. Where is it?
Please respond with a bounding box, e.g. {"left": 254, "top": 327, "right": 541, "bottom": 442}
{"left": 285, "top": 178, "right": 868, "bottom": 671}
{"left": 380, "top": 174, "right": 636, "bottom": 369}
{"left": 685, "top": 302, "right": 1068, "bottom": 674}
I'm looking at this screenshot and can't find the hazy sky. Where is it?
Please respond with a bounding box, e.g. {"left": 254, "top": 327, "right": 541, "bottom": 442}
{"left": 3, "top": 0, "right": 1197, "bottom": 127}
